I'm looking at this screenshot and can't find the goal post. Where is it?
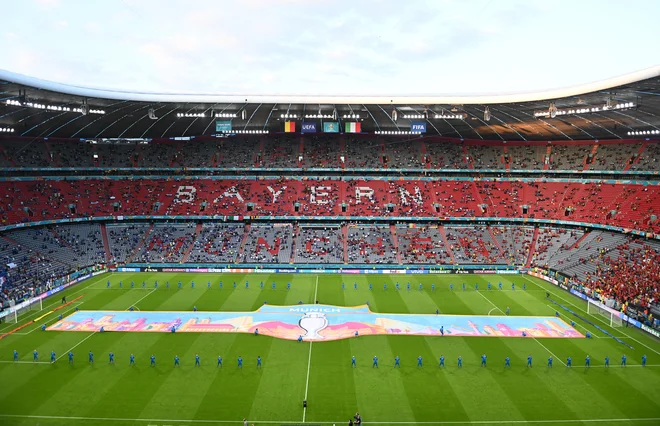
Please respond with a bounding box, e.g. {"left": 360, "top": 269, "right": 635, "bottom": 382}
{"left": 587, "top": 298, "right": 622, "bottom": 328}
{"left": 1, "top": 297, "right": 43, "bottom": 324}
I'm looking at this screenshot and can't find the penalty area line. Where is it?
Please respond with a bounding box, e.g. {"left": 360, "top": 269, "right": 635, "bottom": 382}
{"left": 532, "top": 337, "right": 566, "bottom": 366}
{"left": 55, "top": 332, "right": 97, "bottom": 362}
{"left": 545, "top": 304, "right": 600, "bottom": 338}
{"left": 129, "top": 287, "right": 157, "bottom": 310}
{"left": 525, "top": 275, "right": 660, "bottom": 357}
{"left": 52, "top": 290, "right": 153, "bottom": 362}
{"left": 0, "top": 275, "right": 104, "bottom": 333}
{"left": 475, "top": 290, "right": 504, "bottom": 314}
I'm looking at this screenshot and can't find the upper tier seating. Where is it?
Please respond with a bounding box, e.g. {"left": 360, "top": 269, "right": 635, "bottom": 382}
{"left": 2, "top": 138, "right": 656, "bottom": 171}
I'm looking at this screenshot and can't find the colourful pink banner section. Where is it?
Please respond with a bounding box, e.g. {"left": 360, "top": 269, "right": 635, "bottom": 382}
{"left": 49, "top": 304, "right": 583, "bottom": 341}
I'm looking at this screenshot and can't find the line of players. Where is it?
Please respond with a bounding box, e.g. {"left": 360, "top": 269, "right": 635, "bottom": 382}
{"left": 355, "top": 353, "right": 648, "bottom": 368}
{"left": 16, "top": 349, "right": 262, "bottom": 368}
{"left": 106, "top": 279, "right": 523, "bottom": 292}
{"left": 107, "top": 279, "right": 293, "bottom": 290}
{"left": 17, "top": 349, "right": 648, "bottom": 368}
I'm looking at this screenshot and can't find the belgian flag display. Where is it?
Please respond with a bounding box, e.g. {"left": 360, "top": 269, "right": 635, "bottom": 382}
{"left": 284, "top": 121, "right": 296, "bottom": 132}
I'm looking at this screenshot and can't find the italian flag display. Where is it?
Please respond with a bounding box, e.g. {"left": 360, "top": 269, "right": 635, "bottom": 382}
{"left": 284, "top": 121, "right": 296, "bottom": 132}
{"left": 345, "top": 122, "right": 361, "bottom": 133}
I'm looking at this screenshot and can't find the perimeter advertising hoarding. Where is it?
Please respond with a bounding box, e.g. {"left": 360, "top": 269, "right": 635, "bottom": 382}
{"left": 215, "top": 121, "right": 232, "bottom": 132}
{"left": 323, "top": 122, "right": 339, "bottom": 133}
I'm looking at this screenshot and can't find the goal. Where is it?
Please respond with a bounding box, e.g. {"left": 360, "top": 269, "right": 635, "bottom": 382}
{"left": 1, "top": 297, "right": 43, "bottom": 324}
{"left": 587, "top": 298, "right": 623, "bottom": 327}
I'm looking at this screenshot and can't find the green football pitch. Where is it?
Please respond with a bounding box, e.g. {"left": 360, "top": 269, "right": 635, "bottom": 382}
{"left": 0, "top": 272, "right": 659, "bottom": 426}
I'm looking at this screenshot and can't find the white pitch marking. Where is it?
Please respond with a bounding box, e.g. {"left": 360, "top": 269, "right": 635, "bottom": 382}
{"left": 55, "top": 332, "right": 96, "bottom": 361}
{"left": 53, "top": 288, "right": 152, "bottom": 362}
{"left": 0, "top": 274, "right": 105, "bottom": 333}
{"left": 524, "top": 275, "right": 660, "bottom": 356}
{"left": 476, "top": 289, "right": 566, "bottom": 364}
{"left": 20, "top": 303, "right": 85, "bottom": 335}
{"left": 532, "top": 337, "right": 567, "bottom": 366}
{"left": 545, "top": 304, "right": 600, "bottom": 338}
{"left": 302, "top": 276, "right": 319, "bottom": 422}
{"left": 0, "top": 413, "right": 659, "bottom": 425}
{"left": 475, "top": 290, "right": 504, "bottom": 314}
{"left": 130, "top": 288, "right": 157, "bottom": 310}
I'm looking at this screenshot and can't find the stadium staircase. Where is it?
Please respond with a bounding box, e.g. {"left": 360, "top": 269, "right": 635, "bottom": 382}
{"left": 171, "top": 141, "right": 184, "bottom": 167}
{"left": 525, "top": 227, "right": 540, "bottom": 268}
{"left": 390, "top": 224, "right": 403, "bottom": 265}
{"left": 256, "top": 138, "right": 265, "bottom": 167}
{"left": 0, "top": 147, "right": 16, "bottom": 166}
{"left": 583, "top": 144, "right": 599, "bottom": 171}
{"left": 502, "top": 146, "right": 510, "bottom": 171}
{"left": 91, "top": 145, "right": 99, "bottom": 166}
{"left": 1, "top": 234, "right": 20, "bottom": 246}
{"left": 569, "top": 231, "right": 591, "bottom": 250}
{"left": 487, "top": 226, "right": 506, "bottom": 258}
{"left": 339, "top": 136, "right": 346, "bottom": 170}
{"left": 342, "top": 223, "right": 348, "bottom": 263}
{"left": 624, "top": 142, "right": 648, "bottom": 171}
{"left": 544, "top": 145, "right": 552, "bottom": 170}
{"left": 290, "top": 224, "right": 300, "bottom": 263}
{"left": 236, "top": 224, "right": 251, "bottom": 263}
{"left": 471, "top": 182, "right": 488, "bottom": 211}
{"left": 126, "top": 224, "right": 154, "bottom": 263}
{"left": 43, "top": 140, "right": 60, "bottom": 166}
{"left": 379, "top": 138, "right": 387, "bottom": 169}
{"left": 100, "top": 224, "right": 112, "bottom": 262}
{"left": 298, "top": 137, "right": 304, "bottom": 168}
{"left": 438, "top": 226, "right": 457, "bottom": 264}
{"left": 49, "top": 228, "right": 73, "bottom": 249}
{"left": 180, "top": 223, "right": 203, "bottom": 263}
{"left": 132, "top": 145, "right": 141, "bottom": 168}
{"left": 463, "top": 145, "right": 474, "bottom": 169}
{"left": 420, "top": 141, "right": 431, "bottom": 169}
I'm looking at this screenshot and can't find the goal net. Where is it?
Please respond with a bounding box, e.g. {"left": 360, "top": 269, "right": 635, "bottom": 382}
{"left": 1, "top": 297, "right": 43, "bottom": 324}
{"left": 587, "top": 298, "right": 623, "bottom": 328}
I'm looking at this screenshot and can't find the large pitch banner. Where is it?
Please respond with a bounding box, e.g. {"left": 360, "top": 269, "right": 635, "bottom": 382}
{"left": 411, "top": 122, "right": 427, "bottom": 133}
{"left": 215, "top": 121, "right": 232, "bottom": 132}
{"left": 301, "top": 122, "right": 317, "bottom": 134}
{"left": 323, "top": 122, "right": 339, "bottom": 133}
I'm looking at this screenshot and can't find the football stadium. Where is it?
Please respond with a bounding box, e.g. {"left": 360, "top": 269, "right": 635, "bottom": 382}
{"left": 1, "top": 2, "right": 660, "bottom": 426}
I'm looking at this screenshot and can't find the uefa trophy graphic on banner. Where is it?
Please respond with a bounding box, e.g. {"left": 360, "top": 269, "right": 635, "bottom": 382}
{"left": 299, "top": 312, "right": 329, "bottom": 340}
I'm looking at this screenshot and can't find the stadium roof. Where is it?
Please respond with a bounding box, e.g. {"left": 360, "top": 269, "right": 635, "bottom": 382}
{"left": 1, "top": 67, "right": 660, "bottom": 141}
